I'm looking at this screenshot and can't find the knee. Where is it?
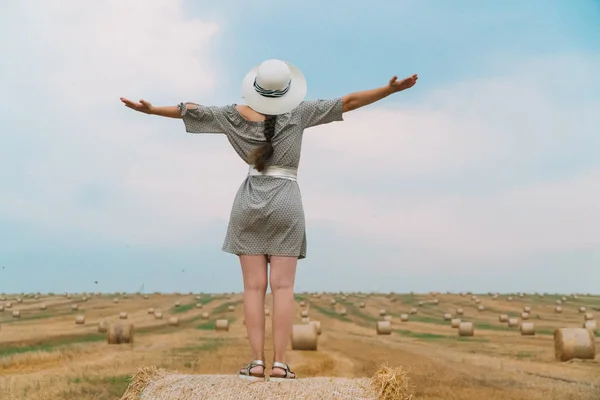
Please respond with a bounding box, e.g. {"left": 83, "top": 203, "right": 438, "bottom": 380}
{"left": 269, "top": 276, "right": 294, "bottom": 292}
{"left": 245, "top": 277, "right": 268, "bottom": 293}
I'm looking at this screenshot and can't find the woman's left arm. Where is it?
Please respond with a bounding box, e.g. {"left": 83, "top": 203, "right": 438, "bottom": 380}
{"left": 342, "top": 74, "right": 418, "bottom": 112}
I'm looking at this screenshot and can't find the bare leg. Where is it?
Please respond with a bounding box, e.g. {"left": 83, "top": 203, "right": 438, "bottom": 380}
{"left": 269, "top": 255, "right": 298, "bottom": 378}
{"left": 239, "top": 255, "right": 268, "bottom": 376}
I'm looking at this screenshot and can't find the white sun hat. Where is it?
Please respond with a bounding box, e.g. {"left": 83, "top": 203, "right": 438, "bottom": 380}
{"left": 241, "top": 59, "right": 307, "bottom": 116}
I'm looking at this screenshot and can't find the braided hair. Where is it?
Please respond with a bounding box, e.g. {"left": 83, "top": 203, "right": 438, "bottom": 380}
{"left": 249, "top": 114, "right": 277, "bottom": 172}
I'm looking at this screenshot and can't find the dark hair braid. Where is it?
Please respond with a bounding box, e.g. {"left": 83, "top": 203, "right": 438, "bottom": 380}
{"left": 249, "top": 114, "right": 277, "bottom": 172}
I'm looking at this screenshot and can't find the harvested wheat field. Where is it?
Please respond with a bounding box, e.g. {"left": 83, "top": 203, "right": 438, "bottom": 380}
{"left": 0, "top": 291, "right": 598, "bottom": 400}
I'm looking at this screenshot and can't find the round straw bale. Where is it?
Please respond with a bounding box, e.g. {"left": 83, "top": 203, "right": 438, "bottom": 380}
{"left": 583, "top": 320, "right": 597, "bottom": 333}
{"left": 579, "top": 306, "right": 586, "bottom": 313}
{"left": 554, "top": 328, "right": 595, "bottom": 361}
{"left": 143, "top": 295, "right": 149, "bottom": 300}
{"left": 215, "top": 319, "right": 229, "bottom": 332}
{"left": 174, "top": 302, "right": 180, "bottom": 308}
{"left": 228, "top": 305, "right": 234, "bottom": 312}
{"left": 98, "top": 320, "right": 108, "bottom": 333}
{"left": 330, "top": 299, "right": 336, "bottom": 305}
{"left": 432, "top": 299, "right": 439, "bottom": 305}
{"left": 201, "top": 312, "right": 209, "bottom": 320}
{"left": 475, "top": 299, "right": 481, "bottom": 304}
{"left": 291, "top": 323, "right": 318, "bottom": 350}
{"left": 107, "top": 323, "right": 134, "bottom": 345}
{"left": 523, "top": 306, "right": 531, "bottom": 313}
{"left": 167, "top": 317, "right": 179, "bottom": 326}
{"left": 561, "top": 296, "right": 567, "bottom": 301}
{"left": 507, "top": 296, "right": 513, "bottom": 301}
{"left": 16, "top": 297, "right": 22, "bottom": 303}
{"left": 451, "top": 318, "right": 461, "bottom": 328}
{"left": 82, "top": 296, "right": 88, "bottom": 302}
{"left": 584, "top": 313, "right": 594, "bottom": 321}
{"left": 520, "top": 322, "right": 535, "bottom": 336}
{"left": 379, "top": 309, "right": 386, "bottom": 316}
{"left": 409, "top": 308, "right": 417, "bottom": 315}
{"left": 264, "top": 308, "right": 270, "bottom": 316}
{"left": 309, "top": 320, "right": 322, "bottom": 335}
{"left": 147, "top": 308, "right": 155, "bottom": 314}
{"left": 0, "top": 305, "right": 3, "bottom": 312}
{"left": 195, "top": 303, "right": 203, "bottom": 309}
{"left": 71, "top": 304, "right": 78, "bottom": 311}
{"left": 123, "top": 294, "right": 128, "bottom": 299}
{"left": 492, "top": 294, "right": 498, "bottom": 300}
{"left": 456, "top": 308, "right": 464, "bottom": 316}
{"left": 444, "top": 313, "right": 452, "bottom": 321}
{"left": 339, "top": 308, "right": 347, "bottom": 316}
{"left": 555, "top": 306, "right": 562, "bottom": 313}
{"left": 39, "top": 304, "right": 46, "bottom": 310}
{"left": 154, "top": 312, "right": 163, "bottom": 319}
{"left": 458, "top": 322, "right": 474, "bottom": 336}
{"left": 113, "top": 298, "right": 119, "bottom": 303}
{"left": 478, "top": 305, "right": 485, "bottom": 311}
{"left": 376, "top": 320, "right": 392, "bottom": 335}
{"left": 556, "top": 299, "right": 562, "bottom": 305}
{"left": 521, "top": 312, "right": 530, "bottom": 320}
{"left": 5, "top": 302, "right": 11, "bottom": 309}
{"left": 299, "top": 301, "right": 306, "bottom": 307}
{"left": 383, "top": 315, "right": 392, "bottom": 322}
{"left": 300, "top": 310, "right": 308, "bottom": 317}
{"left": 75, "top": 315, "right": 85, "bottom": 325}
{"left": 119, "top": 312, "right": 128, "bottom": 319}
{"left": 359, "top": 302, "right": 366, "bottom": 308}
{"left": 12, "top": 310, "right": 20, "bottom": 318}
{"left": 399, "top": 314, "right": 408, "bottom": 322}
{"left": 301, "top": 317, "right": 310, "bottom": 324}
{"left": 417, "top": 301, "right": 424, "bottom": 306}
{"left": 507, "top": 318, "right": 519, "bottom": 327}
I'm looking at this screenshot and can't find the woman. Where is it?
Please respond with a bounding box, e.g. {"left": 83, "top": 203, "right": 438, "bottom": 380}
{"left": 120, "top": 59, "right": 418, "bottom": 382}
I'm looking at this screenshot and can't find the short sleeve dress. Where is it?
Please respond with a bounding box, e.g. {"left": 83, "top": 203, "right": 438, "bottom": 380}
{"left": 178, "top": 98, "right": 344, "bottom": 260}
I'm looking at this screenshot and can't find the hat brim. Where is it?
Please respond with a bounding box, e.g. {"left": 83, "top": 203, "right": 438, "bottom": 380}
{"left": 241, "top": 61, "right": 307, "bottom": 116}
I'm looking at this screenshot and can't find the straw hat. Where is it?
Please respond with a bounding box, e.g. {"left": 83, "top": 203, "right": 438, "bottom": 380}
{"left": 241, "top": 59, "right": 307, "bottom": 115}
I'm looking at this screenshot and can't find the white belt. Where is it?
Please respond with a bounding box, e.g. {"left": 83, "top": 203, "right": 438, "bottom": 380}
{"left": 248, "top": 165, "right": 298, "bottom": 182}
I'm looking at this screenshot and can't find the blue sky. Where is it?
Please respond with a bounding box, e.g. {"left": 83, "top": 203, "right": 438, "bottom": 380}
{"left": 1, "top": 0, "right": 599, "bottom": 295}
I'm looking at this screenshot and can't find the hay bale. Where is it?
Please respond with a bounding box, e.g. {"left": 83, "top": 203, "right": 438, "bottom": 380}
{"left": 113, "top": 298, "right": 119, "bottom": 304}
{"left": 71, "top": 304, "right": 79, "bottom": 311}
{"left": 456, "top": 308, "right": 464, "bottom": 316}
{"left": 507, "top": 296, "right": 513, "bottom": 301}
{"left": 301, "top": 317, "right": 310, "bottom": 323}
{"left": 167, "top": 317, "right": 179, "bottom": 327}
{"left": 98, "top": 320, "right": 108, "bottom": 333}
{"left": 228, "top": 306, "right": 234, "bottom": 312}
{"left": 309, "top": 320, "right": 322, "bottom": 335}
{"left": 507, "top": 318, "right": 519, "bottom": 327}
{"left": 201, "top": 312, "right": 209, "bottom": 320}
{"left": 477, "top": 305, "right": 485, "bottom": 311}
{"left": 330, "top": 299, "right": 336, "bottom": 305}
{"left": 451, "top": 318, "right": 461, "bottom": 328}
{"left": 400, "top": 314, "right": 409, "bottom": 322}
{"left": 359, "top": 302, "right": 366, "bottom": 308}
{"left": 583, "top": 320, "right": 597, "bottom": 333}
{"left": 556, "top": 299, "right": 562, "bottom": 305}
{"left": 39, "top": 304, "right": 47, "bottom": 310}
{"left": 0, "top": 305, "right": 3, "bottom": 312}
{"left": 376, "top": 320, "right": 392, "bottom": 335}
{"left": 458, "top": 322, "right": 474, "bottom": 336}
{"left": 432, "top": 299, "right": 439, "bottom": 305}
{"left": 409, "top": 308, "right": 417, "bottom": 315}
{"left": 195, "top": 303, "right": 203, "bottom": 309}
{"left": 119, "top": 364, "right": 414, "bottom": 400}
{"left": 155, "top": 312, "right": 163, "bottom": 319}
{"left": 554, "top": 328, "right": 595, "bottom": 362}
{"left": 520, "top": 322, "right": 535, "bottom": 336}
{"left": 555, "top": 306, "right": 562, "bottom": 313}
{"left": 579, "top": 306, "right": 586, "bottom": 313}
{"left": 264, "top": 308, "right": 270, "bottom": 316}
{"left": 443, "top": 313, "right": 452, "bottom": 321}
{"left": 148, "top": 308, "right": 155, "bottom": 315}
{"left": 119, "top": 312, "right": 128, "bottom": 320}
{"left": 75, "top": 315, "right": 85, "bottom": 325}
{"left": 215, "top": 319, "right": 229, "bottom": 332}
{"left": 5, "top": 302, "right": 11, "bottom": 309}
{"left": 523, "top": 306, "right": 531, "bottom": 313}
{"left": 384, "top": 315, "right": 392, "bottom": 322}
{"left": 379, "top": 309, "right": 386, "bottom": 316}
{"left": 521, "top": 312, "right": 530, "bottom": 320}
{"left": 299, "top": 301, "right": 306, "bottom": 307}
{"left": 107, "top": 323, "right": 134, "bottom": 345}
{"left": 12, "top": 310, "right": 20, "bottom": 318}
{"left": 174, "top": 302, "right": 180, "bottom": 308}
{"left": 584, "top": 312, "right": 594, "bottom": 321}
{"left": 300, "top": 310, "right": 308, "bottom": 318}
{"left": 339, "top": 308, "right": 347, "bottom": 316}
{"left": 291, "top": 323, "right": 318, "bottom": 350}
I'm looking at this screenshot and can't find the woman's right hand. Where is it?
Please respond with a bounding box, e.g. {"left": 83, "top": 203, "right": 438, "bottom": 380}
{"left": 120, "top": 97, "right": 154, "bottom": 114}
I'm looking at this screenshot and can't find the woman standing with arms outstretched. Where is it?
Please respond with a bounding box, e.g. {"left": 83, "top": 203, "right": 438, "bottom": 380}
{"left": 120, "top": 59, "right": 418, "bottom": 382}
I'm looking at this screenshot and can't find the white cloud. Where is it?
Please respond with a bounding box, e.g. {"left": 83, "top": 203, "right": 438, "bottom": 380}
{"left": 1, "top": 0, "right": 599, "bottom": 271}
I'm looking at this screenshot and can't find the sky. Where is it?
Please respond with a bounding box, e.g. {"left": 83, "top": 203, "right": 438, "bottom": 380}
{"left": 1, "top": 0, "right": 599, "bottom": 295}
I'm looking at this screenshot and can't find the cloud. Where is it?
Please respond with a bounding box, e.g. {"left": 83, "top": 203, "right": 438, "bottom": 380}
{"left": 1, "top": 0, "right": 599, "bottom": 278}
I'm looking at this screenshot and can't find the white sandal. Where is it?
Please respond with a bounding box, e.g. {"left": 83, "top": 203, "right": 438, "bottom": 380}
{"left": 239, "top": 359, "right": 266, "bottom": 382}
{"left": 268, "top": 361, "right": 297, "bottom": 382}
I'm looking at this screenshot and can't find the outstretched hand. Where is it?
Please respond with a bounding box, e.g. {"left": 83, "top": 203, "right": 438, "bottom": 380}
{"left": 120, "top": 97, "right": 154, "bottom": 114}
{"left": 388, "top": 74, "right": 418, "bottom": 93}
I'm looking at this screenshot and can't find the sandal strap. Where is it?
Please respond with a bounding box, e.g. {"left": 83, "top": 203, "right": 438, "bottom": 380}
{"left": 272, "top": 361, "right": 295, "bottom": 378}
{"left": 240, "top": 359, "right": 265, "bottom": 376}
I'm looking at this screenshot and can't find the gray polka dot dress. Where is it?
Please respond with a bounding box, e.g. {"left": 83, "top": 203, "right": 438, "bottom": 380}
{"left": 178, "top": 98, "right": 344, "bottom": 259}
